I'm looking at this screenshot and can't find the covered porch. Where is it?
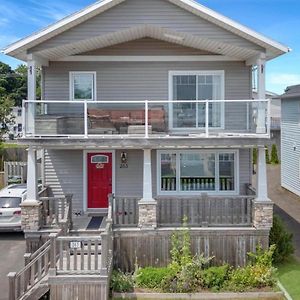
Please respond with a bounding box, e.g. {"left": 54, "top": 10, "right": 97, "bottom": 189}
{"left": 21, "top": 144, "right": 272, "bottom": 232}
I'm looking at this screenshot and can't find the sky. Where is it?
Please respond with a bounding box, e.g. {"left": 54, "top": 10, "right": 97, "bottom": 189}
{"left": 0, "top": 0, "right": 299, "bottom": 94}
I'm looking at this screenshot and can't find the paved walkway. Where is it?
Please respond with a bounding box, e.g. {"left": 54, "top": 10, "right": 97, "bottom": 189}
{"left": 267, "top": 165, "right": 300, "bottom": 260}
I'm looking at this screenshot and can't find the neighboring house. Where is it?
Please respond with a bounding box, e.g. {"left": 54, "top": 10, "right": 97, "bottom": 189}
{"left": 253, "top": 90, "right": 281, "bottom": 158}
{"left": 280, "top": 85, "right": 300, "bottom": 196}
{"left": 4, "top": 0, "right": 289, "bottom": 299}
{"left": 4, "top": 107, "right": 23, "bottom": 140}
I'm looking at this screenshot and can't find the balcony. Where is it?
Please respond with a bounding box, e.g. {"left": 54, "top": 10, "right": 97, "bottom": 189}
{"left": 23, "top": 99, "right": 270, "bottom": 139}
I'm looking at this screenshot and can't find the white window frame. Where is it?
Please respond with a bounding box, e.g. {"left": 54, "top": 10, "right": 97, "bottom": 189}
{"left": 168, "top": 70, "right": 225, "bottom": 131}
{"left": 157, "top": 149, "right": 239, "bottom": 196}
{"left": 69, "top": 71, "right": 97, "bottom": 101}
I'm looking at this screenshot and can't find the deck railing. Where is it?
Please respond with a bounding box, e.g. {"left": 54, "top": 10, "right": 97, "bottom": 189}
{"left": 40, "top": 194, "right": 73, "bottom": 231}
{"left": 7, "top": 231, "right": 61, "bottom": 300}
{"left": 110, "top": 195, "right": 254, "bottom": 227}
{"left": 23, "top": 99, "right": 270, "bottom": 139}
{"left": 157, "top": 196, "right": 253, "bottom": 227}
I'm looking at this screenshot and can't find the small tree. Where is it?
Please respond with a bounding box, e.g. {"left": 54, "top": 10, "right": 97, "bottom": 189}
{"left": 271, "top": 144, "right": 279, "bottom": 165}
{"left": 252, "top": 148, "right": 257, "bottom": 165}
{"left": 0, "top": 96, "right": 14, "bottom": 141}
{"left": 269, "top": 215, "right": 294, "bottom": 264}
{"left": 265, "top": 146, "right": 270, "bottom": 164}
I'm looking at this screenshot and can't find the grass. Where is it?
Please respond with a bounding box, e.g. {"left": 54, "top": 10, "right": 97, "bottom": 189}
{"left": 1, "top": 143, "right": 26, "bottom": 149}
{"left": 277, "top": 257, "right": 300, "bottom": 300}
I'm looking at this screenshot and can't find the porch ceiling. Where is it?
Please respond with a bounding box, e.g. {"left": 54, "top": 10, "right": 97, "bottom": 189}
{"left": 30, "top": 25, "right": 262, "bottom": 62}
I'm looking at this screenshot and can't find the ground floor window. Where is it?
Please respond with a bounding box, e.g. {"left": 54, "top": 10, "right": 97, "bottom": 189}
{"left": 158, "top": 150, "right": 238, "bottom": 194}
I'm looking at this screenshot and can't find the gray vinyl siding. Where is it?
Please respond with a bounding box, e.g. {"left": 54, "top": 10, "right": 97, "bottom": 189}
{"left": 44, "top": 60, "right": 251, "bottom": 130}
{"left": 44, "top": 61, "right": 251, "bottom": 100}
{"left": 239, "top": 149, "right": 251, "bottom": 194}
{"left": 44, "top": 150, "right": 84, "bottom": 213}
{"left": 281, "top": 98, "right": 300, "bottom": 196}
{"left": 30, "top": 0, "right": 263, "bottom": 53}
{"left": 44, "top": 149, "right": 251, "bottom": 212}
{"left": 81, "top": 38, "right": 214, "bottom": 56}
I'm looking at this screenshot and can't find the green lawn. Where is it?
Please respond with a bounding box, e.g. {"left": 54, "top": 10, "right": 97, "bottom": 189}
{"left": 277, "top": 257, "right": 300, "bottom": 300}
{"left": 1, "top": 143, "right": 26, "bottom": 149}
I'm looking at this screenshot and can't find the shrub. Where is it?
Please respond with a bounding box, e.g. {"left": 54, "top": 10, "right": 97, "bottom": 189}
{"left": 228, "top": 245, "right": 277, "bottom": 292}
{"left": 110, "top": 270, "right": 134, "bottom": 293}
{"left": 271, "top": 144, "right": 279, "bottom": 164}
{"left": 270, "top": 215, "right": 294, "bottom": 264}
{"left": 202, "top": 265, "right": 230, "bottom": 290}
{"left": 136, "top": 267, "right": 175, "bottom": 289}
{"left": 169, "top": 216, "right": 193, "bottom": 272}
{"left": 253, "top": 148, "right": 257, "bottom": 165}
{"left": 265, "top": 146, "right": 270, "bottom": 164}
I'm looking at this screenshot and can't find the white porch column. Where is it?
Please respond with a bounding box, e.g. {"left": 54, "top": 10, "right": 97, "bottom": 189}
{"left": 256, "top": 147, "right": 269, "bottom": 201}
{"left": 26, "top": 147, "right": 38, "bottom": 202}
{"left": 27, "top": 60, "right": 37, "bottom": 135}
{"left": 253, "top": 146, "right": 273, "bottom": 229}
{"left": 142, "top": 149, "right": 154, "bottom": 201}
{"left": 20, "top": 146, "right": 42, "bottom": 231}
{"left": 138, "top": 149, "right": 157, "bottom": 229}
{"left": 256, "top": 55, "right": 266, "bottom": 134}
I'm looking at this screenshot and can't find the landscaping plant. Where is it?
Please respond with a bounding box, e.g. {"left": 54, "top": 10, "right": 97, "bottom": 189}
{"left": 269, "top": 215, "right": 294, "bottom": 264}
{"left": 111, "top": 219, "right": 278, "bottom": 294}
{"left": 265, "top": 146, "right": 270, "bottom": 164}
{"left": 110, "top": 270, "right": 134, "bottom": 293}
{"left": 270, "top": 144, "right": 279, "bottom": 164}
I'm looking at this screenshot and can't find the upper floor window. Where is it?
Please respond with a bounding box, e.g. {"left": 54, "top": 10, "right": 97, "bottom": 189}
{"left": 70, "top": 72, "right": 96, "bottom": 101}
{"left": 169, "top": 71, "right": 225, "bottom": 130}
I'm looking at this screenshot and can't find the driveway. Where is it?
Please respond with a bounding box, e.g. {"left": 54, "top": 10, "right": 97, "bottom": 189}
{"left": 0, "top": 233, "right": 26, "bottom": 300}
{"left": 267, "top": 165, "right": 300, "bottom": 260}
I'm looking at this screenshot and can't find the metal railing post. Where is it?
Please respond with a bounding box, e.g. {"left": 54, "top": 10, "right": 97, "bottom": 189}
{"left": 267, "top": 99, "right": 271, "bottom": 137}
{"left": 145, "top": 100, "right": 149, "bottom": 138}
{"left": 84, "top": 100, "right": 88, "bottom": 138}
{"left": 22, "top": 100, "right": 26, "bottom": 137}
{"left": 205, "top": 100, "right": 209, "bottom": 138}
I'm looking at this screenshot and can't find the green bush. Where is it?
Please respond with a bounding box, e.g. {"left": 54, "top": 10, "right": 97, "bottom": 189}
{"left": 271, "top": 144, "right": 279, "bottom": 164}
{"left": 110, "top": 270, "right": 134, "bottom": 293}
{"left": 227, "top": 245, "right": 277, "bottom": 292}
{"left": 265, "top": 146, "right": 270, "bottom": 164}
{"left": 136, "top": 267, "right": 175, "bottom": 289}
{"left": 253, "top": 148, "right": 257, "bottom": 165}
{"left": 202, "top": 265, "right": 229, "bottom": 290}
{"left": 270, "top": 215, "right": 294, "bottom": 264}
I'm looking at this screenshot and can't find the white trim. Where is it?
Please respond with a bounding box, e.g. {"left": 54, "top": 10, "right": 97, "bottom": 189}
{"left": 3, "top": 0, "right": 289, "bottom": 58}
{"left": 57, "top": 55, "right": 242, "bottom": 62}
{"left": 156, "top": 149, "right": 239, "bottom": 196}
{"left": 83, "top": 150, "right": 115, "bottom": 212}
{"left": 168, "top": 70, "right": 225, "bottom": 131}
{"left": 69, "top": 71, "right": 97, "bottom": 101}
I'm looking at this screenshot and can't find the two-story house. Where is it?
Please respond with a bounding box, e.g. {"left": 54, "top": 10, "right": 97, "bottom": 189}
{"left": 4, "top": 0, "right": 289, "bottom": 299}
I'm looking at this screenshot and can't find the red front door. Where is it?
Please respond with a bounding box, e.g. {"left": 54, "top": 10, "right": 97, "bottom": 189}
{"left": 87, "top": 153, "right": 112, "bottom": 209}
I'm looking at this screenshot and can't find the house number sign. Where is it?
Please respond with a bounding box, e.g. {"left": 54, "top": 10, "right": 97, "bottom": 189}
{"left": 96, "top": 163, "right": 105, "bottom": 169}
{"left": 70, "top": 241, "right": 82, "bottom": 249}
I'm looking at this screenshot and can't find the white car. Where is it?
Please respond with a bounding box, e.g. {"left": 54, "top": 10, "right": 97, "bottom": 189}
{"left": 0, "top": 184, "right": 27, "bottom": 232}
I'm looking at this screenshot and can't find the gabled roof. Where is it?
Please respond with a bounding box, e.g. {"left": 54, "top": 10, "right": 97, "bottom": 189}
{"left": 280, "top": 85, "right": 300, "bottom": 99}
{"left": 3, "top": 0, "right": 290, "bottom": 61}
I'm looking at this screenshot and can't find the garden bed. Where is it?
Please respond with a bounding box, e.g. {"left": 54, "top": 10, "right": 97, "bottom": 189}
{"left": 113, "top": 290, "right": 284, "bottom": 300}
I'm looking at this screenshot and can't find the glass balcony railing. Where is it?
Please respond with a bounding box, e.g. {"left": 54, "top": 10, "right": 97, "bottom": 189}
{"left": 23, "top": 99, "right": 270, "bottom": 138}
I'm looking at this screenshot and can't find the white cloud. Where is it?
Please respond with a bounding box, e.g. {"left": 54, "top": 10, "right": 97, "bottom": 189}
{"left": 269, "top": 73, "right": 300, "bottom": 86}
{"left": 267, "top": 73, "right": 300, "bottom": 94}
